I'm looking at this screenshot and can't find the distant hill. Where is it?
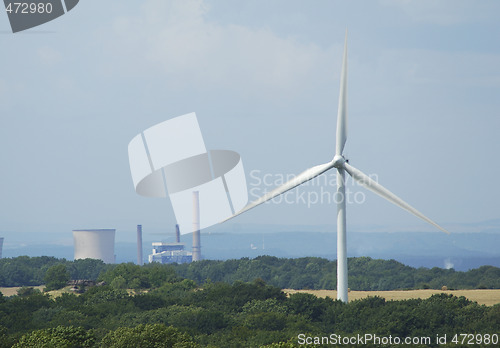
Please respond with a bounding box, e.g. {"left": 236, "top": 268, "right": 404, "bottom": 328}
{"left": 171, "top": 255, "right": 500, "bottom": 291}
{"left": 2, "top": 255, "right": 500, "bottom": 291}
{"left": 189, "top": 230, "right": 500, "bottom": 271}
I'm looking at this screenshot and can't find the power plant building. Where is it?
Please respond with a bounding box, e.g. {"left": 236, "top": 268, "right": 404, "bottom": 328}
{"left": 148, "top": 242, "right": 192, "bottom": 264}
{"left": 148, "top": 224, "right": 192, "bottom": 264}
{"left": 73, "top": 229, "right": 116, "bottom": 264}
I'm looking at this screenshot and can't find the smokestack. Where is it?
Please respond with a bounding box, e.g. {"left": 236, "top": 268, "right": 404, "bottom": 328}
{"left": 0, "top": 237, "right": 3, "bottom": 259}
{"left": 175, "top": 224, "right": 181, "bottom": 243}
{"left": 192, "top": 191, "right": 201, "bottom": 261}
{"left": 137, "top": 225, "right": 143, "bottom": 266}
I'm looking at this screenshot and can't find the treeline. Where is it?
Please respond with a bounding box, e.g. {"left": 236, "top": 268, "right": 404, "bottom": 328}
{"left": 2, "top": 255, "right": 500, "bottom": 290}
{"left": 172, "top": 256, "right": 500, "bottom": 290}
{"left": 1, "top": 263, "right": 500, "bottom": 347}
{"left": 0, "top": 256, "right": 109, "bottom": 287}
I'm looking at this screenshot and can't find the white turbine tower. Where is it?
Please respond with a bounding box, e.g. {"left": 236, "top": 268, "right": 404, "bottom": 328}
{"left": 225, "top": 32, "right": 449, "bottom": 302}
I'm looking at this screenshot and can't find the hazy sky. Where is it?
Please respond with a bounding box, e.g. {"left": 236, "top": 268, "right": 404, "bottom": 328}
{"left": 1, "top": 0, "right": 500, "bottom": 242}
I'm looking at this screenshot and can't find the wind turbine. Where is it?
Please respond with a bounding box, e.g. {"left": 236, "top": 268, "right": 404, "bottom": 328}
{"left": 224, "top": 32, "right": 449, "bottom": 302}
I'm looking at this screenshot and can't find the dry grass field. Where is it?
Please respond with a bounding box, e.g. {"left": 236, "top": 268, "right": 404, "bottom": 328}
{"left": 283, "top": 289, "right": 500, "bottom": 306}
{"left": 0, "top": 286, "right": 143, "bottom": 298}
{"left": 0, "top": 286, "right": 45, "bottom": 297}
{"left": 2, "top": 287, "right": 500, "bottom": 306}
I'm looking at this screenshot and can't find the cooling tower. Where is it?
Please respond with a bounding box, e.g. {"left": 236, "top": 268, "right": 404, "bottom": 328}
{"left": 0, "top": 237, "right": 3, "bottom": 259}
{"left": 73, "top": 229, "right": 115, "bottom": 264}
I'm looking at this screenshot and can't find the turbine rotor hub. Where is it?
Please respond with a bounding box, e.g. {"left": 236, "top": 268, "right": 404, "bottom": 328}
{"left": 332, "top": 155, "right": 346, "bottom": 168}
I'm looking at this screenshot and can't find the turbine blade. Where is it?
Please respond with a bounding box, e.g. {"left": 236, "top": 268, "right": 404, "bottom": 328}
{"left": 223, "top": 161, "right": 335, "bottom": 222}
{"left": 343, "top": 162, "right": 450, "bottom": 234}
{"left": 336, "top": 30, "right": 348, "bottom": 156}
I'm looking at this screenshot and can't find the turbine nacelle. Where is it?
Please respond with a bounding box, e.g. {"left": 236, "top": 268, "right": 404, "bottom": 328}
{"left": 332, "top": 155, "right": 346, "bottom": 169}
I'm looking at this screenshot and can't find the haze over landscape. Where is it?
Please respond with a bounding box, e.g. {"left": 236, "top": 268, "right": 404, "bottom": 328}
{"left": 1, "top": 1, "right": 499, "bottom": 268}
{"left": 2, "top": 2, "right": 500, "bottom": 347}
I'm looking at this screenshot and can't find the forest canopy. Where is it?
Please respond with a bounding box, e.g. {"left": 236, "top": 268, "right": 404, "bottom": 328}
{"left": 0, "top": 259, "right": 499, "bottom": 347}
{"left": 1, "top": 255, "right": 499, "bottom": 290}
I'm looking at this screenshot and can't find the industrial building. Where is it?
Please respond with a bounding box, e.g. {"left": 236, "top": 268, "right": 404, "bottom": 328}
{"left": 73, "top": 229, "right": 115, "bottom": 264}
{"left": 0, "top": 237, "right": 3, "bottom": 259}
{"left": 148, "top": 242, "right": 192, "bottom": 264}
{"left": 148, "top": 224, "right": 192, "bottom": 264}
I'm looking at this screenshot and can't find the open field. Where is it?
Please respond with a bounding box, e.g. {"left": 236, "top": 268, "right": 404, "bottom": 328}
{"left": 0, "top": 286, "right": 45, "bottom": 297}
{"left": 3, "top": 287, "right": 500, "bottom": 306}
{"left": 0, "top": 286, "right": 144, "bottom": 298}
{"left": 283, "top": 289, "right": 500, "bottom": 306}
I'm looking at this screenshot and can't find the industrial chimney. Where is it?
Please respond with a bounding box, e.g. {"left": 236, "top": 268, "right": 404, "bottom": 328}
{"left": 0, "top": 237, "right": 3, "bottom": 259}
{"left": 175, "top": 224, "right": 181, "bottom": 243}
{"left": 137, "top": 225, "right": 143, "bottom": 266}
{"left": 192, "top": 191, "right": 201, "bottom": 261}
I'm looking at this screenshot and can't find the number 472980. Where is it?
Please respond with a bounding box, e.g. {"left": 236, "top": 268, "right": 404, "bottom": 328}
{"left": 5, "top": 2, "right": 53, "bottom": 14}
{"left": 452, "top": 334, "right": 498, "bottom": 345}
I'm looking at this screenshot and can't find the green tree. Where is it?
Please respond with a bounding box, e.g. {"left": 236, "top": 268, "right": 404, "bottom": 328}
{"left": 44, "top": 264, "right": 70, "bottom": 291}
{"left": 0, "top": 326, "right": 13, "bottom": 348}
{"left": 287, "top": 293, "right": 326, "bottom": 321}
{"left": 69, "top": 258, "right": 108, "bottom": 280}
{"left": 2, "top": 290, "right": 54, "bottom": 333}
{"left": 110, "top": 275, "right": 127, "bottom": 289}
{"left": 244, "top": 312, "right": 287, "bottom": 331}
{"left": 98, "top": 263, "right": 180, "bottom": 290}
{"left": 242, "top": 298, "right": 287, "bottom": 315}
{"left": 12, "top": 326, "right": 95, "bottom": 348}
{"left": 165, "top": 305, "right": 228, "bottom": 335}
{"left": 100, "top": 324, "right": 198, "bottom": 347}
{"left": 17, "top": 286, "right": 40, "bottom": 297}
